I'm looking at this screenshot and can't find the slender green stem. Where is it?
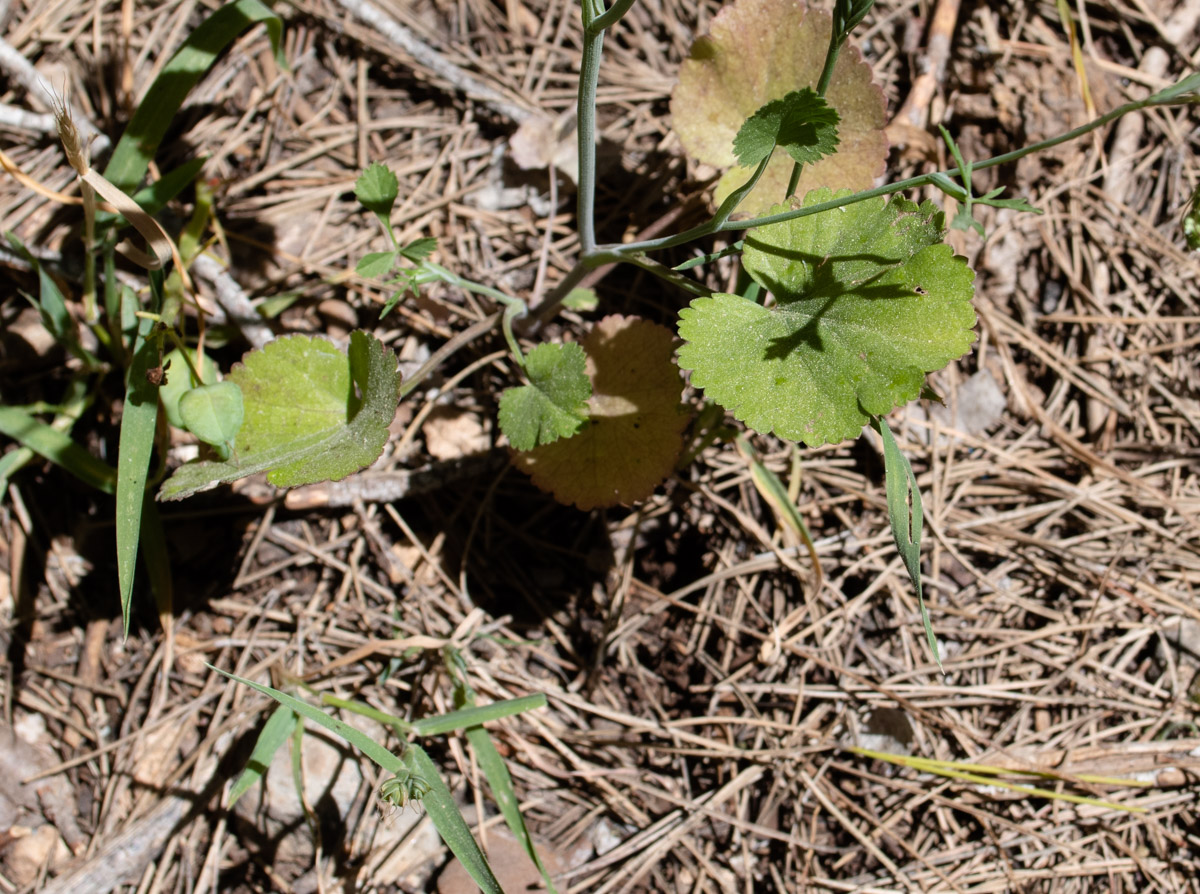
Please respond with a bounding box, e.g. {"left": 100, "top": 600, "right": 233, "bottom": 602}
{"left": 574, "top": 0, "right": 638, "bottom": 253}
{"left": 711, "top": 152, "right": 773, "bottom": 230}
{"left": 618, "top": 253, "right": 711, "bottom": 297}
{"left": 81, "top": 180, "right": 98, "bottom": 323}
{"left": 321, "top": 693, "right": 414, "bottom": 736}
{"left": 575, "top": 5, "right": 604, "bottom": 253}
{"left": 786, "top": 20, "right": 843, "bottom": 198}
{"left": 603, "top": 92, "right": 1199, "bottom": 257}
{"left": 590, "top": 0, "right": 636, "bottom": 34}
{"left": 534, "top": 260, "right": 591, "bottom": 326}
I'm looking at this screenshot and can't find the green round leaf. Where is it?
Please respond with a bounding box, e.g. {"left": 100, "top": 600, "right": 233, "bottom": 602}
{"left": 179, "top": 381, "right": 244, "bottom": 450}
{"left": 677, "top": 189, "right": 977, "bottom": 445}
{"left": 159, "top": 347, "right": 219, "bottom": 429}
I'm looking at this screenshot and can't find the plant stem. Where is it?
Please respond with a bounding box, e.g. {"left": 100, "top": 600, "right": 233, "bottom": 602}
{"left": 605, "top": 91, "right": 1199, "bottom": 256}
{"left": 321, "top": 693, "right": 414, "bottom": 735}
{"left": 423, "top": 262, "right": 527, "bottom": 363}
{"left": 575, "top": 2, "right": 605, "bottom": 253}
{"left": 786, "top": 18, "right": 843, "bottom": 198}
{"left": 534, "top": 260, "right": 591, "bottom": 326}
{"left": 590, "top": 0, "right": 636, "bottom": 33}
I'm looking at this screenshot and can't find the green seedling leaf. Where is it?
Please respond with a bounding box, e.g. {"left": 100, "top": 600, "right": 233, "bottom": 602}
{"left": 159, "top": 347, "right": 219, "bottom": 429}
{"left": 735, "top": 434, "right": 821, "bottom": 587}
{"left": 677, "top": 188, "right": 977, "bottom": 445}
{"left": 562, "top": 287, "right": 599, "bottom": 311}
{"left": 874, "top": 417, "right": 939, "bottom": 670}
{"left": 6, "top": 234, "right": 71, "bottom": 344}
{"left": 732, "top": 88, "right": 840, "bottom": 169}
{"left": 131, "top": 157, "right": 208, "bottom": 218}
{"left": 5, "top": 234, "right": 98, "bottom": 368}
{"left": 103, "top": 0, "right": 285, "bottom": 196}
{"left": 408, "top": 745, "right": 504, "bottom": 894}
{"left": 256, "top": 292, "right": 303, "bottom": 319}
{"left": 229, "top": 704, "right": 298, "bottom": 806}
{"left": 139, "top": 496, "right": 174, "bottom": 625}
{"left": 463, "top": 724, "right": 559, "bottom": 893}
{"left": 672, "top": 0, "right": 886, "bottom": 216}
{"left": 179, "top": 381, "right": 244, "bottom": 456}
{"left": 1182, "top": 184, "right": 1200, "bottom": 251}
{"left": 446, "top": 668, "right": 560, "bottom": 894}
{"left": 356, "top": 250, "right": 398, "bottom": 279}
{"left": 936, "top": 127, "right": 1041, "bottom": 238}
{"left": 514, "top": 316, "right": 689, "bottom": 510}
{"left": 499, "top": 342, "right": 591, "bottom": 451}
{"left": 355, "top": 162, "right": 399, "bottom": 227}
{"left": 159, "top": 331, "right": 401, "bottom": 500}
{"left": 399, "top": 237, "right": 438, "bottom": 263}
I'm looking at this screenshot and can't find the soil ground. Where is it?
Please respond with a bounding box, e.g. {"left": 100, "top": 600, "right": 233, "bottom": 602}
{"left": 2, "top": 0, "right": 1200, "bottom": 891}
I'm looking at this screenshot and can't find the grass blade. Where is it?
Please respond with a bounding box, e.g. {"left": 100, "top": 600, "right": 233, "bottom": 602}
{"left": 102, "top": 0, "right": 285, "bottom": 195}
{"left": 465, "top": 724, "right": 559, "bottom": 893}
{"left": 116, "top": 309, "right": 162, "bottom": 635}
{"left": 0, "top": 406, "right": 116, "bottom": 494}
{"left": 412, "top": 694, "right": 548, "bottom": 737}
{"left": 229, "top": 704, "right": 297, "bottom": 806}
{"left": 874, "top": 417, "right": 939, "bottom": 670}
{"left": 210, "top": 667, "right": 504, "bottom": 894}
{"left": 408, "top": 744, "right": 504, "bottom": 894}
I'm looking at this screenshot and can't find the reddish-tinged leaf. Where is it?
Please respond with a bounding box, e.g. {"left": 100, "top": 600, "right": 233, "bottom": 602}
{"left": 671, "top": 0, "right": 887, "bottom": 216}
{"left": 513, "top": 317, "right": 688, "bottom": 510}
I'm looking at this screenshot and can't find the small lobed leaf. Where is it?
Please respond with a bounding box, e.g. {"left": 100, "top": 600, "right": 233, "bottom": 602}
{"left": 498, "top": 342, "right": 591, "bottom": 451}
{"left": 513, "top": 316, "right": 689, "bottom": 510}
{"left": 355, "top": 162, "right": 399, "bottom": 218}
{"left": 357, "top": 250, "right": 398, "bottom": 279}
{"left": 400, "top": 237, "right": 438, "bottom": 263}
{"left": 677, "top": 188, "right": 977, "bottom": 446}
{"left": 159, "top": 331, "right": 401, "bottom": 500}
{"left": 732, "top": 89, "right": 840, "bottom": 169}
{"left": 671, "top": 0, "right": 887, "bottom": 216}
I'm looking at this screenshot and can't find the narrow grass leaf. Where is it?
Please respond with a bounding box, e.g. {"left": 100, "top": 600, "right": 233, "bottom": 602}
{"left": 5, "top": 234, "right": 71, "bottom": 343}
{"left": 412, "top": 694, "right": 547, "bottom": 737}
{"left": 464, "top": 726, "right": 559, "bottom": 893}
{"left": 209, "top": 667, "right": 503, "bottom": 894}
{"left": 209, "top": 666, "right": 409, "bottom": 775}
{"left": 735, "top": 433, "right": 822, "bottom": 589}
{"left": 874, "top": 417, "right": 940, "bottom": 670}
{"left": 320, "top": 693, "right": 412, "bottom": 736}
{"left": 116, "top": 298, "right": 163, "bottom": 635}
{"left": 407, "top": 744, "right": 504, "bottom": 894}
{"left": 103, "top": 0, "right": 284, "bottom": 195}
{"left": 0, "top": 407, "right": 116, "bottom": 494}
{"left": 139, "top": 496, "right": 174, "bottom": 621}
{"left": 132, "top": 157, "right": 208, "bottom": 218}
